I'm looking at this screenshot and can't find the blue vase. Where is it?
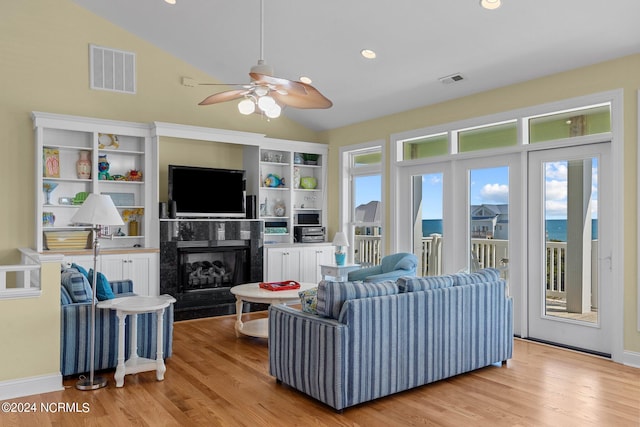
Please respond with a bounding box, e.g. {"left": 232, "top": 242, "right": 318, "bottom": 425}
{"left": 335, "top": 252, "right": 346, "bottom": 266}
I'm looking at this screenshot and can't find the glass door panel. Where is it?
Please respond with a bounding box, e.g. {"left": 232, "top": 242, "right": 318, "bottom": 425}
{"left": 468, "top": 167, "right": 510, "bottom": 273}
{"left": 352, "top": 175, "right": 382, "bottom": 266}
{"left": 542, "top": 159, "right": 598, "bottom": 323}
{"left": 412, "top": 173, "right": 444, "bottom": 276}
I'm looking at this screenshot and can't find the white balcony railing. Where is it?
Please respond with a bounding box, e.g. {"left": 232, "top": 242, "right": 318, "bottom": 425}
{"left": 0, "top": 249, "right": 43, "bottom": 300}
{"left": 353, "top": 234, "right": 598, "bottom": 302}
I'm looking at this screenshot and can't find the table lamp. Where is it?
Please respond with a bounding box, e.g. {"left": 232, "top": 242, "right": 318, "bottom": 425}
{"left": 70, "top": 193, "right": 124, "bottom": 390}
{"left": 332, "top": 231, "right": 349, "bottom": 266}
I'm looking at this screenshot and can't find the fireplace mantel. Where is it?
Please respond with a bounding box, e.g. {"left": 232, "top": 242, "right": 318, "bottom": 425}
{"left": 160, "top": 219, "right": 264, "bottom": 320}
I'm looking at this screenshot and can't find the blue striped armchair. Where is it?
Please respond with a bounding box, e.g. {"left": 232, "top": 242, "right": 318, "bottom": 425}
{"left": 60, "top": 279, "right": 173, "bottom": 377}
{"left": 269, "top": 268, "right": 513, "bottom": 411}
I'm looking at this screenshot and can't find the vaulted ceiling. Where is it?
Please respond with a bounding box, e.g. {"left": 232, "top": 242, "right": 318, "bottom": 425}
{"left": 72, "top": 0, "right": 640, "bottom": 131}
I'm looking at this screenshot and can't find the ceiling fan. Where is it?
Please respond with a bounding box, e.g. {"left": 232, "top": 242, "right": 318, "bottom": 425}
{"left": 197, "top": 0, "right": 332, "bottom": 118}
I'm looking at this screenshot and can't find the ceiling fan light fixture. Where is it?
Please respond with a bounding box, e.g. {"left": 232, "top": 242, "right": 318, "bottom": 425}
{"left": 238, "top": 98, "right": 256, "bottom": 115}
{"left": 254, "top": 85, "right": 269, "bottom": 97}
{"left": 299, "top": 76, "right": 312, "bottom": 84}
{"left": 480, "top": 0, "right": 501, "bottom": 10}
{"left": 265, "top": 104, "right": 282, "bottom": 119}
{"left": 164, "top": 0, "right": 176, "bottom": 4}
{"left": 258, "top": 95, "right": 276, "bottom": 111}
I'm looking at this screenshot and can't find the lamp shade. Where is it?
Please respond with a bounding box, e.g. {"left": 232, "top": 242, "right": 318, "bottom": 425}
{"left": 332, "top": 231, "right": 349, "bottom": 247}
{"left": 70, "top": 194, "right": 124, "bottom": 226}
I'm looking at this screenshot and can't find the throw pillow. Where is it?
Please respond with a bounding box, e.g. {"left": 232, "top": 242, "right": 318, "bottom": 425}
{"left": 299, "top": 287, "right": 318, "bottom": 315}
{"left": 60, "top": 269, "right": 92, "bottom": 303}
{"left": 397, "top": 275, "right": 454, "bottom": 292}
{"left": 60, "top": 285, "right": 73, "bottom": 305}
{"left": 88, "top": 269, "right": 116, "bottom": 300}
{"left": 71, "top": 263, "right": 89, "bottom": 279}
{"left": 316, "top": 280, "right": 399, "bottom": 319}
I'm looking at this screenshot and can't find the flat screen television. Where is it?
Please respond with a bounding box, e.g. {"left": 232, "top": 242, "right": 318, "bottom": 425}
{"left": 168, "top": 165, "right": 246, "bottom": 218}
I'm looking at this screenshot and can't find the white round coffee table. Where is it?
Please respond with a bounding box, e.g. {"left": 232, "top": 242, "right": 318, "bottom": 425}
{"left": 230, "top": 282, "right": 316, "bottom": 338}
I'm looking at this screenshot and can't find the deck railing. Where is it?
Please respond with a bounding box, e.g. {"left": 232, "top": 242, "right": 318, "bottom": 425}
{"left": 353, "top": 235, "right": 598, "bottom": 301}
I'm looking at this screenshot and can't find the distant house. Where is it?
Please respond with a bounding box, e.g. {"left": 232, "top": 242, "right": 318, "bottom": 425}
{"left": 471, "top": 204, "right": 509, "bottom": 239}
{"left": 355, "top": 201, "right": 381, "bottom": 236}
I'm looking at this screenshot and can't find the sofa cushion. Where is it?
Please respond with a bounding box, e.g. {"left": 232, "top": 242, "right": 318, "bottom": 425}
{"left": 89, "top": 269, "right": 116, "bottom": 300}
{"left": 60, "top": 285, "right": 73, "bottom": 305}
{"left": 397, "top": 275, "right": 454, "bottom": 292}
{"left": 452, "top": 268, "right": 501, "bottom": 286}
{"left": 299, "top": 287, "right": 318, "bottom": 315}
{"left": 316, "top": 280, "right": 399, "bottom": 319}
{"left": 61, "top": 269, "right": 92, "bottom": 303}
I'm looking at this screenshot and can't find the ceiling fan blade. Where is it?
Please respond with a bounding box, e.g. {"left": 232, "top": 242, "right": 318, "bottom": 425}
{"left": 198, "top": 89, "right": 249, "bottom": 106}
{"left": 272, "top": 82, "right": 332, "bottom": 109}
{"left": 249, "top": 73, "right": 307, "bottom": 95}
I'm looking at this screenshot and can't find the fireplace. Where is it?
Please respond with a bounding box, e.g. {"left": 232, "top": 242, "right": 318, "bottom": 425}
{"left": 160, "top": 219, "right": 264, "bottom": 320}
{"left": 178, "top": 246, "right": 249, "bottom": 293}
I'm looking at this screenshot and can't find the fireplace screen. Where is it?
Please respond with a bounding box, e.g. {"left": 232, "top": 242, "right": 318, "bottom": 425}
{"left": 179, "top": 247, "right": 248, "bottom": 292}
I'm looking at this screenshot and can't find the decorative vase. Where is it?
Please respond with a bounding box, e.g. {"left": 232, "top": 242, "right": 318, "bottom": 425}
{"left": 335, "top": 252, "right": 346, "bottom": 266}
{"left": 293, "top": 167, "right": 301, "bottom": 189}
{"left": 128, "top": 219, "right": 139, "bottom": 236}
{"left": 98, "top": 154, "right": 110, "bottom": 180}
{"left": 76, "top": 151, "right": 91, "bottom": 179}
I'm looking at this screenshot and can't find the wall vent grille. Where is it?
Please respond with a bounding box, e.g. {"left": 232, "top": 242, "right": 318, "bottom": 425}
{"left": 90, "top": 44, "right": 136, "bottom": 94}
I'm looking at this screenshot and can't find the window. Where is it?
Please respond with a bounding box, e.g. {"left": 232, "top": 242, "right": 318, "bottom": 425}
{"left": 528, "top": 104, "right": 611, "bottom": 143}
{"left": 340, "top": 143, "right": 383, "bottom": 267}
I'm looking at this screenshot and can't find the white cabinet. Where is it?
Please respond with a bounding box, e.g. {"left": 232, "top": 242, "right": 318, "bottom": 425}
{"left": 301, "top": 245, "right": 334, "bottom": 283}
{"left": 100, "top": 252, "right": 158, "bottom": 296}
{"left": 65, "top": 251, "right": 158, "bottom": 296}
{"left": 265, "top": 244, "right": 333, "bottom": 283}
{"left": 265, "top": 247, "right": 303, "bottom": 282}
{"left": 33, "top": 112, "right": 158, "bottom": 253}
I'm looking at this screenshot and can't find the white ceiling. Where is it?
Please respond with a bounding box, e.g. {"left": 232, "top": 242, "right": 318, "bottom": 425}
{"left": 72, "top": 0, "right": 640, "bottom": 132}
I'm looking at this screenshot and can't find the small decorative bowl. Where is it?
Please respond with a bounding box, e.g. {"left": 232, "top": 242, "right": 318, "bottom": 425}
{"left": 300, "top": 176, "right": 317, "bottom": 189}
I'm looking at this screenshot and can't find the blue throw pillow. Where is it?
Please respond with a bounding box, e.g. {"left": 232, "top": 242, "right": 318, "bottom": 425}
{"left": 60, "top": 285, "right": 73, "bottom": 305}
{"left": 88, "top": 269, "right": 115, "bottom": 300}
{"left": 72, "top": 263, "right": 89, "bottom": 279}
{"left": 61, "top": 269, "right": 92, "bottom": 303}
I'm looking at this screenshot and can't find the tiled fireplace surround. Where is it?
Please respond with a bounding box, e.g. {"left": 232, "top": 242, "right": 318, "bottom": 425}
{"left": 160, "top": 220, "right": 264, "bottom": 321}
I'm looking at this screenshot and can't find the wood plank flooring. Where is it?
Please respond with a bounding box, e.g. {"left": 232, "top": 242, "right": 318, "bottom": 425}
{"left": 2, "top": 311, "right": 639, "bottom": 426}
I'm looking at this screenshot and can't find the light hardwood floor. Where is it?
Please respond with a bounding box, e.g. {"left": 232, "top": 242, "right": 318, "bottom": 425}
{"left": 2, "top": 311, "right": 639, "bottom": 427}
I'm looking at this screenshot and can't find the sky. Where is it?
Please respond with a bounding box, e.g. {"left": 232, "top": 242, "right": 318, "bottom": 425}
{"left": 420, "top": 160, "right": 598, "bottom": 220}
{"left": 354, "top": 159, "right": 598, "bottom": 221}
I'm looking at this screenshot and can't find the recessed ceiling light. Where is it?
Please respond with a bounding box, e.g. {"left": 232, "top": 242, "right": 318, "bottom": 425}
{"left": 299, "top": 76, "right": 312, "bottom": 84}
{"left": 480, "top": 0, "right": 501, "bottom": 10}
{"left": 361, "top": 49, "right": 377, "bottom": 60}
{"left": 165, "top": 0, "right": 176, "bottom": 5}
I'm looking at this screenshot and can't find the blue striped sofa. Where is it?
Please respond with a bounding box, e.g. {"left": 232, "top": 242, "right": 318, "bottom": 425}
{"left": 268, "top": 268, "right": 513, "bottom": 411}
{"left": 61, "top": 279, "right": 173, "bottom": 377}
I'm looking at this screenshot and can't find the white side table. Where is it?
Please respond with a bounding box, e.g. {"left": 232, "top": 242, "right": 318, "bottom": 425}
{"left": 320, "top": 264, "right": 360, "bottom": 281}
{"left": 97, "top": 294, "right": 176, "bottom": 388}
{"left": 230, "top": 282, "right": 316, "bottom": 338}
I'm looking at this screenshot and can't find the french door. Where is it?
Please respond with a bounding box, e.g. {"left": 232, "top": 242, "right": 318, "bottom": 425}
{"left": 527, "top": 143, "right": 613, "bottom": 355}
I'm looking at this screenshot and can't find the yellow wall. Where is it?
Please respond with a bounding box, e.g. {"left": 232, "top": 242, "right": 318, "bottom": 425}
{"left": 322, "top": 54, "right": 640, "bottom": 354}
{"left": 0, "top": 259, "right": 61, "bottom": 381}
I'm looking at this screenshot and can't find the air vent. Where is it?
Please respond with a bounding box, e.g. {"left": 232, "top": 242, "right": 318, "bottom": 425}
{"left": 439, "top": 73, "right": 465, "bottom": 84}
{"left": 90, "top": 44, "right": 136, "bottom": 94}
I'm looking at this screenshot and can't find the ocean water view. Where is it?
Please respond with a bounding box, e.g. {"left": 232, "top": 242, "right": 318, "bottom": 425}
{"left": 422, "top": 219, "right": 598, "bottom": 242}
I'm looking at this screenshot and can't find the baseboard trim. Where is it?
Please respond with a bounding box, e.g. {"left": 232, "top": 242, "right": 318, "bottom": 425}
{"left": 623, "top": 350, "right": 640, "bottom": 368}
{"left": 0, "top": 373, "right": 63, "bottom": 400}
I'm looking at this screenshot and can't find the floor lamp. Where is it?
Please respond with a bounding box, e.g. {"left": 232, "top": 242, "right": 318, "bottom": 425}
{"left": 70, "top": 193, "right": 124, "bottom": 390}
